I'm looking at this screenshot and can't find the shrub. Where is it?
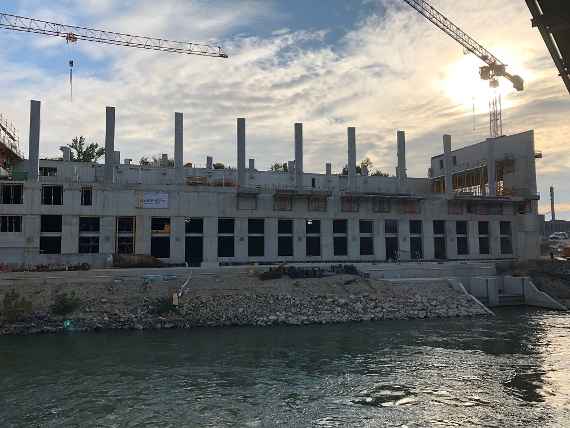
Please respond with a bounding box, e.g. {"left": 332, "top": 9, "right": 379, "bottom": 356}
{"left": 151, "top": 297, "right": 179, "bottom": 315}
{"left": 50, "top": 292, "right": 81, "bottom": 316}
{"left": 1, "top": 289, "right": 33, "bottom": 322}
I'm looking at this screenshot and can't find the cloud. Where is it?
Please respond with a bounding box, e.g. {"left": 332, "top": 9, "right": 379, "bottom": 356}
{"left": 1, "top": 0, "right": 569, "bottom": 217}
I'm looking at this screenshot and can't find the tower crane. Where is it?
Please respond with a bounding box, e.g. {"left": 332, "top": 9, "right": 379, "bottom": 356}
{"left": 401, "top": 0, "right": 524, "bottom": 138}
{"left": 0, "top": 12, "right": 228, "bottom": 100}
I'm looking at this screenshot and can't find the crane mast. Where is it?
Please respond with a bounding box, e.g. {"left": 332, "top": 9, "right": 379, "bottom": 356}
{"left": 0, "top": 12, "right": 228, "bottom": 58}
{"left": 401, "top": 0, "right": 524, "bottom": 137}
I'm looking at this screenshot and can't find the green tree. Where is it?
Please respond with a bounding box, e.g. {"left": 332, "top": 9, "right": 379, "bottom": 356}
{"left": 68, "top": 136, "right": 105, "bottom": 163}
{"left": 270, "top": 162, "right": 288, "bottom": 172}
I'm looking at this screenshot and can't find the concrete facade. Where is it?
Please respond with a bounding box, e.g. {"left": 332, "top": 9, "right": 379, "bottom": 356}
{"left": 0, "top": 101, "right": 541, "bottom": 267}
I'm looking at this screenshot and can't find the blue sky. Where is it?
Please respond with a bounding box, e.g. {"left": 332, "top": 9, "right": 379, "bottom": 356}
{"left": 1, "top": 0, "right": 569, "bottom": 218}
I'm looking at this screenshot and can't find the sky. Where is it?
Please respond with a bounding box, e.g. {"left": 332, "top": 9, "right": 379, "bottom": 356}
{"left": 1, "top": 0, "right": 569, "bottom": 219}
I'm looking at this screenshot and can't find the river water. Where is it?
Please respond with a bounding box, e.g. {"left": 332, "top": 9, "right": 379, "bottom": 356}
{"left": 1, "top": 308, "right": 569, "bottom": 427}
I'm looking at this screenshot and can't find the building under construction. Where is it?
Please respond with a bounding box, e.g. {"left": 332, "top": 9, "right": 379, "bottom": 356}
{"left": 0, "top": 100, "right": 542, "bottom": 267}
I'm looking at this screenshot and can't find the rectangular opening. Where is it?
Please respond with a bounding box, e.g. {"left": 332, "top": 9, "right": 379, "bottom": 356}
{"left": 274, "top": 195, "right": 292, "bottom": 211}
{"left": 151, "top": 217, "right": 171, "bottom": 233}
{"left": 500, "top": 237, "right": 513, "bottom": 255}
{"left": 308, "top": 197, "right": 326, "bottom": 211}
{"left": 333, "top": 219, "right": 347, "bottom": 234}
{"left": 372, "top": 198, "right": 390, "bottom": 213}
{"left": 185, "top": 236, "right": 203, "bottom": 266}
{"left": 81, "top": 187, "right": 93, "bottom": 206}
{"left": 479, "top": 237, "right": 490, "bottom": 255}
{"left": 333, "top": 236, "right": 347, "bottom": 256}
{"left": 185, "top": 218, "right": 203, "bottom": 234}
{"left": 1, "top": 184, "right": 23, "bottom": 204}
{"left": 79, "top": 217, "right": 100, "bottom": 233}
{"left": 40, "top": 236, "right": 61, "bottom": 254}
{"left": 117, "top": 217, "right": 135, "bottom": 233}
{"left": 41, "top": 215, "right": 62, "bottom": 233}
{"left": 341, "top": 197, "right": 359, "bottom": 212}
{"left": 306, "top": 236, "right": 321, "bottom": 257}
{"left": 359, "top": 220, "right": 373, "bottom": 234}
{"left": 0, "top": 216, "right": 22, "bottom": 233}
{"left": 433, "top": 220, "right": 445, "bottom": 235}
{"left": 434, "top": 236, "right": 446, "bottom": 259}
{"left": 410, "top": 220, "right": 422, "bottom": 235}
{"left": 360, "top": 237, "right": 374, "bottom": 256}
{"left": 385, "top": 236, "right": 399, "bottom": 261}
{"left": 306, "top": 219, "right": 320, "bottom": 234}
{"left": 39, "top": 166, "right": 57, "bottom": 176}
{"left": 410, "top": 236, "right": 423, "bottom": 259}
{"left": 385, "top": 219, "right": 398, "bottom": 235}
{"left": 278, "top": 236, "right": 293, "bottom": 257}
{"left": 500, "top": 221, "right": 511, "bottom": 236}
{"left": 117, "top": 236, "right": 134, "bottom": 255}
{"left": 248, "top": 219, "right": 264, "bottom": 235}
{"left": 151, "top": 236, "right": 170, "bottom": 258}
{"left": 218, "top": 218, "right": 235, "bottom": 234}
{"left": 41, "top": 185, "right": 63, "bottom": 205}
{"left": 218, "top": 236, "right": 235, "bottom": 257}
{"left": 456, "top": 221, "right": 468, "bottom": 235}
{"left": 478, "top": 221, "right": 489, "bottom": 235}
{"left": 79, "top": 236, "right": 99, "bottom": 254}
{"left": 278, "top": 219, "right": 293, "bottom": 235}
{"left": 457, "top": 236, "right": 469, "bottom": 255}
{"left": 248, "top": 236, "right": 264, "bottom": 257}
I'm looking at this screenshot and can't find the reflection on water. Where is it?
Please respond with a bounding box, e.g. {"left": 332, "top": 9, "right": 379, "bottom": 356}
{"left": 0, "top": 308, "right": 569, "bottom": 427}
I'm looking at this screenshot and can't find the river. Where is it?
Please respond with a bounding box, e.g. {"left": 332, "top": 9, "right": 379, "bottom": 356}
{"left": 1, "top": 308, "right": 569, "bottom": 427}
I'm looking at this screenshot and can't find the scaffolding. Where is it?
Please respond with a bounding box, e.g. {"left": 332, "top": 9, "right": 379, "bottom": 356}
{"left": 0, "top": 113, "right": 23, "bottom": 160}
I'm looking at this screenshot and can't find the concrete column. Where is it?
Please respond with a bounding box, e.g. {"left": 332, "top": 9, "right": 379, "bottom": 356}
{"left": 487, "top": 139, "right": 496, "bottom": 196}
{"left": 202, "top": 217, "right": 219, "bottom": 267}
{"left": 61, "top": 216, "right": 78, "bottom": 255}
{"left": 170, "top": 216, "right": 185, "bottom": 264}
{"left": 398, "top": 219, "right": 410, "bottom": 261}
{"left": 294, "top": 218, "right": 305, "bottom": 258}
{"left": 104, "top": 106, "right": 116, "bottom": 184}
{"left": 28, "top": 100, "right": 41, "bottom": 182}
{"left": 237, "top": 118, "right": 246, "bottom": 188}
{"left": 443, "top": 134, "right": 452, "bottom": 195}
{"left": 489, "top": 221, "right": 500, "bottom": 257}
{"left": 446, "top": 220, "right": 457, "bottom": 259}
{"left": 265, "top": 217, "right": 278, "bottom": 260}
{"left": 248, "top": 159, "right": 255, "bottom": 170}
{"left": 100, "top": 216, "right": 115, "bottom": 255}
{"left": 348, "top": 217, "right": 359, "bottom": 259}
{"left": 321, "top": 218, "right": 333, "bottom": 260}
{"left": 374, "top": 218, "right": 386, "bottom": 261}
{"left": 396, "top": 130, "right": 407, "bottom": 180}
{"left": 135, "top": 216, "right": 149, "bottom": 255}
{"left": 295, "top": 123, "right": 303, "bottom": 190}
{"left": 468, "top": 221, "right": 479, "bottom": 256}
{"left": 347, "top": 127, "right": 356, "bottom": 191}
{"left": 236, "top": 217, "right": 248, "bottom": 262}
{"left": 175, "top": 112, "right": 184, "bottom": 180}
{"left": 325, "top": 163, "right": 332, "bottom": 176}
{"left": 206, "top": 156, "right": 213, "bottom": 169}
{"left": 423, "top": 219, "right": 435, "bottom": 260}
{"left": 60, "top": 146, "right": 71, "bottom": 162}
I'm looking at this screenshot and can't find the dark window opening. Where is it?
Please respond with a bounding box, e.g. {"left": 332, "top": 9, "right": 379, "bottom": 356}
{"left": 79, "top": 217, "right": 100, "bottom": 233}
{"left": 500, "top": 221, "right": 512, "bottom": 235}
{"left": 306, "top": 219, "right": 320, "bottom": 234}
{"left": 117, "top": 217, "right": 135, "bottom": 233}
{"left": 334, "top": 236, "right": 347, "bottom": 256}
{"left": 385, "top": 237, "right": 399, "bottom": 261}
{"left": 456, "top": 221, "right": 468, "bottom": 235}
{"left": 185, "top": 236, "right": 203, "bottom": 266}
{"left": 500, "top": 237, "right": 513, "bottom": 255}
{"left": 248, "top": 219, "right": 264, "bottom": 235}
{"left": 457, "top": 236, "right": 469, "bottom": 255}
{"left": 0, "top": 216, "right": 22, "bottom": 233}
{"left": 333, "top": 219, "right": 347, "bottom": 234}
{"left": 478, "top": 221, "right": 489, "bottom": 235}
{"left": 372, "top": 198, "right": 390, "bottom": 213}
{"left": 479, "top": 237, "right": 490, "bottom": 255}
{"left": 79, "top": 236, "right": 99, "bottom": 254}
{"left": 410, "top": 220, "right": 422, "bottom": 235}
{"left": 151, "top": 236, "right": 170, "bottom": 258}
{"left": 434, "top": 237, "right": 446, "bottom": 259}
{"left": 81, "top": 187, "right": 92, "bottom": 206}
{"left": 41, "top": 185, "right": 63, "bottom": 205}
{"left": 218, "top": 218, "right": 235, "bottom": 234}
{"left": 439, "top": 159, "right": 444, "bottom": 169}
{"left": 152, "top": 217, "right": 171, "bottom": 233}
{"left": 433, "top": 220, "right": 445, "bottom": 235}
{"left": 278, "top": 219, "right": 293, "bottom": 235}
{"left": 39, "top": 166, "right": 57, "bottom": 176}
{"left": 41, "top": 215, "right": 62, "bottom": 233}
{"left": 452, "top": 156, "right": 457, "bottom": 166}
{"left": 306, "top": 236, "right": 321, "bottom": 257}
{"left": 185, "top": 218, "right": 203, "bottom": 234}
{"left": 40, "top": 236, "right": 61, "bottom": 254}
{"left": 248, "top": 236, "right": 264, "bottom": 257}
{"left": 385, "top": 219, "right": 398, "bottom": 235}
{"left": 278, "top": 236, "right": 293, "bottom": 257}
{"left": 1, "top": 184, "right": 23, "bottom": 204}
{"left": 359, "top": 220, "right": 373, "bottom": 234}
{"left": 411, "top": 237, "right": 423, "bottom": 259}
{"left": 117, "top": 236, "right": 134, "bottom": 255}
{"left": 218, "top": 236, "right": 235, "bottom": 257}
{"left": 311, "top": 178, "right": 316, "bottom": 188}
{"left": 360, "top": 237, "right": 374, "bottom": 256}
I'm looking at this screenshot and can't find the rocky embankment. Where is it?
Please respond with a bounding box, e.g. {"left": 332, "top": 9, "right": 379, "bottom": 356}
{"left": 0, "top": 269, "right": 489, "bottom": 335}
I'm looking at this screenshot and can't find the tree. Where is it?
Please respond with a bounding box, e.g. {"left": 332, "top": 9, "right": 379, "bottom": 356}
{"left": 340, "top": 157, "right": 389, "bottom": 176}
{"left": 213, "top": 162, "right": 225, "bottom": 170}
{"left": 68, "top": 136, "right": 105, "bottom": 163}
{"left": 139, "top": 156, "right": 151, "bottom": 166}
{"left": 270, "top": 162, "right": 288, "bottom": 172}
{"left": 371, "top": 169, "right": 389, "bottom": 177}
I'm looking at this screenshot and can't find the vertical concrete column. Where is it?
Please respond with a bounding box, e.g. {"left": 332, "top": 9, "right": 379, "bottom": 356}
{"left": 236, "top": 217, "right": 248, "bottom": 262}
{"left": 105, "top": 106, "right": 116, "bottom": 184}
{"left": 265, "top": 217, "right": 278, "bottom": 261}
{"left": 28, "top": 100, "right": 41, "bottom": 182}
{"left": 61, "top": 216, "right": 79, "bottom": 255}
{"left": 100, "top": 216, "right": 115, "bottom": 255}
{"left": 202, "top": 217, "right": 219, "bottom": 267}
{"left": 248, "top": 159, "right": 255, "bottom": 170}
{"left": 396, "top": 130, "right": 407, "bottom": 180}
{"left": 423, "top": 219, "right": 435, "bottom": 260}
{"left": 347, "top": 127, "right": 356, "bottom": 191}
{"left": 489, "top": 220, "right": 500, "bottom": 257}
{"left": 24, "top": 215, "right": 41, "bottom": 257}
{"left": 294, "top": 218, "right": 305, "bottom": 259}
{"left": 374, "top": 218, "right": 386, "bottom": 261}
{"left": 325, "top": 163, "right": 332, "bottom": 176}
{"left": 237, "top": 118, "right": 246, "bottom": 188}
{"left": 443, "top": 134, "right": 452, "bottom": 195}
{"left": 295, "top": 123, "right": 303, "bottom": 190}
{"left": 135, "top": 216, "right": 149, "bottom": 255}
{"left": 170, "top": 216, "right": 186, "bottom": 264}
{"left": 468, "top": 220, "right": 479, "bottom": 256}
{"left": 321, "top": 218, "right": 333, "bottom": 260}
{"left": 487, "top": 139, "right": 496, "bottom": 196}
{"left": 175, "top": 112, "right": 184, "bottom": 181}
{"left": 398, "top": 219, "right": 410, "bottom": 261}
{"left": 446, "top": 220, "right": 457, "bottom": 259}
{"left": 348, "top": 217, "right": 359, "bottom": 259}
